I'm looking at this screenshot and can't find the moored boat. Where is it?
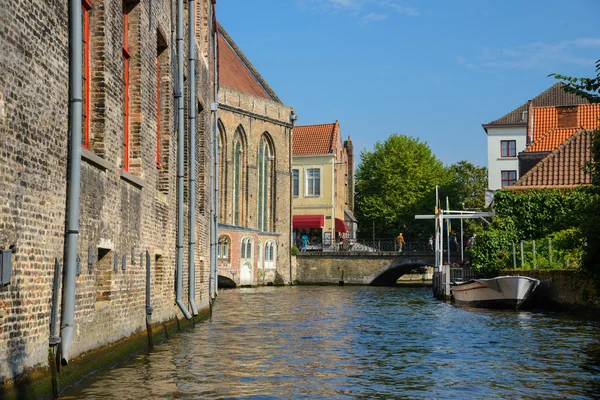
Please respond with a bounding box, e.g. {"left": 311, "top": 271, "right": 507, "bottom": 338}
{"left": 451, "top": 276, "right": 540, "bottom": 309}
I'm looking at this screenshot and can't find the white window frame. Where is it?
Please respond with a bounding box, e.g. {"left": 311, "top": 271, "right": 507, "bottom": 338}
{"left": 305, "top": 167, "right": 321, "bottom": 197}
{"left": 292, "top": 168, "right": 300, "bottom": 197}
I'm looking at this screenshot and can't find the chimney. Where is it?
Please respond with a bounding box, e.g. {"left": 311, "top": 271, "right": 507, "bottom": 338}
{"left": 526, "top": 100, "right": 534, "bottom": 145}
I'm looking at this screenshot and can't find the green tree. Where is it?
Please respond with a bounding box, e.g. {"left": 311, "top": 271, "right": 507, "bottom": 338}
{"left": 550, "top": 59, "right": 600, "bottom": 103}
{"left": 354, "top": 134, "right": 448, "bottom": 239}
{"left": 443, "top": 161, "right": 487, "bottom": 210}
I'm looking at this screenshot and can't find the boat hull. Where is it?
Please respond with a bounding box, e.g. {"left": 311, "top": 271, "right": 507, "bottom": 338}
{"left": 451, "top": 276, "right": 540, "bottom": 309}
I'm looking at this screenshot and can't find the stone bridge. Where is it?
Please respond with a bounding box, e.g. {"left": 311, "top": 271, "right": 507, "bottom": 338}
{"left": 295, "top": 251, "right": 464, "bottom": 286}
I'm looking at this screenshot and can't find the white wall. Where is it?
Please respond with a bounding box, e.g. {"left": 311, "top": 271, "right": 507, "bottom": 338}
{"left": 486, "top": 126, "right": 527, "bottom": 190}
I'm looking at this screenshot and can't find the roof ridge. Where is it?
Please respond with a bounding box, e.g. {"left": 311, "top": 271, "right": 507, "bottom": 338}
{"left": 295, "top": 122, "right": 336, "bottom": 128}
{"left": 218, "top": 26, "right": 282, "bottom": 104}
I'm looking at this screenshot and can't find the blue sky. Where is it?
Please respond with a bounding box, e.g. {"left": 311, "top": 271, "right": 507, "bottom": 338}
{"left": 217, "top": 0, "right": 600, "bottom": 168}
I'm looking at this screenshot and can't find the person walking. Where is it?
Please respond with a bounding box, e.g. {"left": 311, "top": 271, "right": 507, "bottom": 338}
{"left": 428, "top": 235, "right": 434, "bottom": 251}
{"left": 396, "top": 233, "right": 405, "bottom": 253}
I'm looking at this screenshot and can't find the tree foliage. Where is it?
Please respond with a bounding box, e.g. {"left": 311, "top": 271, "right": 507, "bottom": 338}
{"left": 354, "top": 135, "right": 488, "bottom": 240}
{"left": 354, "top": 134, "right": 447, "bottom": 238}
{"left": 549, "top": 59, "right": 600, "bottom": 103}
{"left": 470, "top": 188, "right": 597, "bottom": 276}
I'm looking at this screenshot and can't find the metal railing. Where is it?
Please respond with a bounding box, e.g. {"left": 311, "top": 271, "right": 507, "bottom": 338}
{"left": 333, "top": 239, "right": 434, "bottom": 253}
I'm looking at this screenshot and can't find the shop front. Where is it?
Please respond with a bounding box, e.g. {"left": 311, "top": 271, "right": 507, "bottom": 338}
{"left": 293, "top": 215, "right": 324, "bottom": 251}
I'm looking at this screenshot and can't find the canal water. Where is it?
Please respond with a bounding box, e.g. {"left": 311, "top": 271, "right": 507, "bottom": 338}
{"left": 61, "top": 286, "right": 600, "bottom": 399}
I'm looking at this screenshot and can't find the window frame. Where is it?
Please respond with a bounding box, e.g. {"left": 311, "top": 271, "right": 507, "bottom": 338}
{"left": 501, "top": 170, "right": 517, "bottom": 187}
{"left": 305, "top": 167, "right": 321, "bottom": 197}
{"left": 292, "top": 169, "right": 300, "bottom": 197}
{"left": 81, "top": 0, "right": 92, "bottom": 149}
{"left": 122, "top": 4, "right": 131, "bottom": 171}
{"left": 500, "top": 140, "right": 516, "bottom": 158}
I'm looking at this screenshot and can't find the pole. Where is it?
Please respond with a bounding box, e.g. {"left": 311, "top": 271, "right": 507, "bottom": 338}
{"left": 446, "top": 197, "right": 450, "bottom": 264}
{"left": 520, "top": 240, "right": 524, "bottom": 268}
{"left": 549, "top": 238, "right": 552, "bottom": 267}
{"left": 460, "top": 216, "right": 463, "bottom": 262}
{"left": 532, "top": 239, "right": 536, "bottom": 269}
{"left": 512, "top": 243, "right": 516, "bottom": 269}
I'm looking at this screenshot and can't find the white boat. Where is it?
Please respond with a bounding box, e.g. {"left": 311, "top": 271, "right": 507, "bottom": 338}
{"left": 451, "top": 276, "right": 540, "bottom": 309}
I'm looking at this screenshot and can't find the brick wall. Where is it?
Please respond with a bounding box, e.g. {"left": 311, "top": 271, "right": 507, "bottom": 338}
{"left": 0, "top": 0, "right": 214, "bottom": 381}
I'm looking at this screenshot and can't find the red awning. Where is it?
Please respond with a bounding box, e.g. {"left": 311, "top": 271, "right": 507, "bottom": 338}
{"left": 335, "top": 218, "right": 349, "bottom": 232}
{"left": 293, "top": 215, "right": 324, "bottom": 229}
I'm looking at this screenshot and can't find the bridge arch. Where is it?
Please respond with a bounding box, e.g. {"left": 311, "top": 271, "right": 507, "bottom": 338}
{"left": 370, "top": 258, "right": 434, "bottom": 286}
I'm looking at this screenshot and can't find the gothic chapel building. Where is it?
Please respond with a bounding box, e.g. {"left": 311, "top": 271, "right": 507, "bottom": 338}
{"left": 216, "top": 28, "right": 295, "bottom": 286}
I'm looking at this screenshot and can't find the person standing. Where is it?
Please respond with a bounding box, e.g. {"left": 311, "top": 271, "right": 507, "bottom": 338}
{"left": 396, "top": 233, "right": 405, "bottom": 253}
{"left": 428, "top": 234, "right": 434, "bottom": 251}
{"left": 301, "top": 234, "right": 309, "bottom": 252}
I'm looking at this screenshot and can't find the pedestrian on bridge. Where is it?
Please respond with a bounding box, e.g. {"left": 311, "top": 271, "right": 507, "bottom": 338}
{"left": 428, "top": 235, "right": 434, "bottom": 251}
{"left": 396, "top": 233, "right": 405, "bottom": 253}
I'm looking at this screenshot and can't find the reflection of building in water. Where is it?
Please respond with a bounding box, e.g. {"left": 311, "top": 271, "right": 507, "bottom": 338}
{"left": 292, "top": 121, "right": 356, "bottom": 251}
{"left": 216, "top": 27, "right": 295, "bottom": 285}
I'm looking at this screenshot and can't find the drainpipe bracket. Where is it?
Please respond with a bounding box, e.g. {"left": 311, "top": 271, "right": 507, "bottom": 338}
{"left": 49, "top": 336, "right": 62, "bottom": 346}
{"left": 210, "top": 102, "right": 218, "bottom": 111}
{"left": 146, "top": 306, "right": 154, "bottom": 316}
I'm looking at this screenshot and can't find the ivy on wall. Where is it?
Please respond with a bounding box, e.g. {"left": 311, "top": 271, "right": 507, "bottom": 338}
{"left": 471, "top": 188, "right": 597, "bottom": 276}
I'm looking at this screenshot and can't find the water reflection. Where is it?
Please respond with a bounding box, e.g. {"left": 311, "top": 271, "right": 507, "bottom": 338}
{"left": 61, "top": 286, "right": 600, "bottom": 399}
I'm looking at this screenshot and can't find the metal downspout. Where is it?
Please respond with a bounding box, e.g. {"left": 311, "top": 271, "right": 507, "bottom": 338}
{"left": 187, "top": 0, "right": 198, "bottom": 316}
{"left": 212, "top": 21, "right": 219, "bottom": 297}
{"left": 176, "top": 0, "right": 192, "bottom": 320}
{"left": 59, "top": 0, "right": 83, "bottom": 366}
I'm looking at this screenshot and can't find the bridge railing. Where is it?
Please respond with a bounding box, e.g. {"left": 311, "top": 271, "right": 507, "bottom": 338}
{"left": 336, "top": 239, "right": 433, "bottom": 253}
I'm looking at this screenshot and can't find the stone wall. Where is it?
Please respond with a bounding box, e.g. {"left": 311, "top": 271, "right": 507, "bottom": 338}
{"left": 0, "top": 0, "right": 214, "bottom": 382}
{"left": 502, "top": 270, "right": 600, "bottom": 311}
{"left": 218, "top": 85, "right": 294, "bottom": 285}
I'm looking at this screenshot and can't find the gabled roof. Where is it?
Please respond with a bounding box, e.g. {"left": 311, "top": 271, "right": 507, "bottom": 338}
{"left": 293, "top": 121, "right": 341, "bottom": 156}
{"left": 510, "top": 130, "right": 593, "bottom": 189}
{"left": 218, "top": 26, "right": 281, "bottom": 103}
{"left": 483, "top": 82, "right": 591, "bottom": 130}
{"left": 524, "top": 104, "right": 600, "bottom": 152}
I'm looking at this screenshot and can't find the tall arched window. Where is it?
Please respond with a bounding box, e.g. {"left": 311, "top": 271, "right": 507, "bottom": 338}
{"left": 232, "top": 126, "right": 246, "bottom": 226}
{"left": 218, "top": 236, "right": 230, "bottom": 260}
{"left": 241, "top": 237, "right": 252, "bottom": 260}
{"left": 257, "top": 134, "right": 274, "bottom": 231}
{"left": 218, "top": 120, "right": 227, "bottom": 223}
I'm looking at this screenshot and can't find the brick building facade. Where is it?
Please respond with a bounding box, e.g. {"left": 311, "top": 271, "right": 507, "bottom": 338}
{"left": 216, "top": 28, "right": 295, "bottom": 286}
{"left": 0, "top": 0, "right": 215, "bottom": 384}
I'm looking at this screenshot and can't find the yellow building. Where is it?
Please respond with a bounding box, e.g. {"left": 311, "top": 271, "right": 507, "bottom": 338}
{"left": 292, "top": 121, "right": 356, "bottom": 251}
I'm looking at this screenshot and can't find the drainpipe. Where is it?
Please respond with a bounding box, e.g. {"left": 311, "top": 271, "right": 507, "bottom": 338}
{"left": 187, "top": 0, "right": 198, "bottom": 316}
{"left": 209, "top": 3, "right": 218, "bottom": 299}
{"left": 59, "top": 0, "right": 84, "bottom": 366}
{"left": 213, "top": 19, "right": 219, "bottom": 298}
{"left": 288, "top": 111, "right": 296, "bottom": 284}
{"left": 176, "top": 0, "right": 192, "bottom": 320}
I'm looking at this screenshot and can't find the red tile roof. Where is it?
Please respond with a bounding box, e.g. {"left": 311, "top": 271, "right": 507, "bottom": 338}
{"left": 510, "top": 130, "right": 593, "bottom": 189}
{"left": 293, "top": 122, "right": 340, "bottom": 155}
{"left": 525, "top": 104, "right": 600, "bottom": 152}
{"left": 484, "top": 82, "right": 591, "bottom": 129}
{"left": 217, "top": 27, "right": 281, "bottom": 103}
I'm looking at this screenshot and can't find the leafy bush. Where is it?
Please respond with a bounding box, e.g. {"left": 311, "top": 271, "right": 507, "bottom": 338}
{"left": 291, "top": 246, "right": 300, "bottom": 256}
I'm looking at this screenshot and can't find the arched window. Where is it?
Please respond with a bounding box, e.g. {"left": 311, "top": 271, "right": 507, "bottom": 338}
{"left": 257, "top": 134, "right": 274, "bottom": 231}
{"left": 232, "top": 126, "right": 246, "bottom": 226}
{"left": 218, "top": 120, "right": 228, "bottom": 222}
{"left": 218, "top": 236, "right": 230, "bottom": 260}
{"left": 264, "top": 240, "right": 276, "bottom": 268}
{"left": 241, "top": 237, "right": 252, "bottom": 260}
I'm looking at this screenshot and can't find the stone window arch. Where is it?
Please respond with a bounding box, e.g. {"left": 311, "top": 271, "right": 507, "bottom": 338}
{"left": 218, "top": 119, "right": 228, "bottom": 222}
{"left": 257, "top": 133, "right": 275, "bottom": 232}
{"left": 218, "top": 235, "right": 230, "bottom": 260}
{"left": 232, "top": 125, "right": 247, "bottom": 226}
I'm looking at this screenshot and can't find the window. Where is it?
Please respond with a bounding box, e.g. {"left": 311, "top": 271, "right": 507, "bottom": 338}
{"left": 257, "top": 135, "right": 273, "bottom": 231}
{"left": 501, "top": 140, "right": 516, "bottom": 158}
{"left": 218, "top": 236, "right": 230, "bottom": 260}
{"left": 292, "top": 169, "right": 299, "bottom": 197}
{"left": 501, "top": 170, "right": 517, "bottom": 187}
{"left": 306, "top": 168, "right": 321, "bottom": 196}
{"left": 241, "top": 238, "right": 252, "bottom": 259}
{"left": 122, "top": 3, "right": 131, "bottom": 171}
{"left": 81, "top": 0, "right": 92, "bottom": 149}
{"left": 232, "top": 126, "right": 246, "bottom": 226}
{"left": 218, "top": 121, "right": 228, "bottom": 221}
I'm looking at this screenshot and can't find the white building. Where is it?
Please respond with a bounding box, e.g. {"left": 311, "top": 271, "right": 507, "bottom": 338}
{"left": 482, "top": 83, "right": 590, "bottom": 191}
